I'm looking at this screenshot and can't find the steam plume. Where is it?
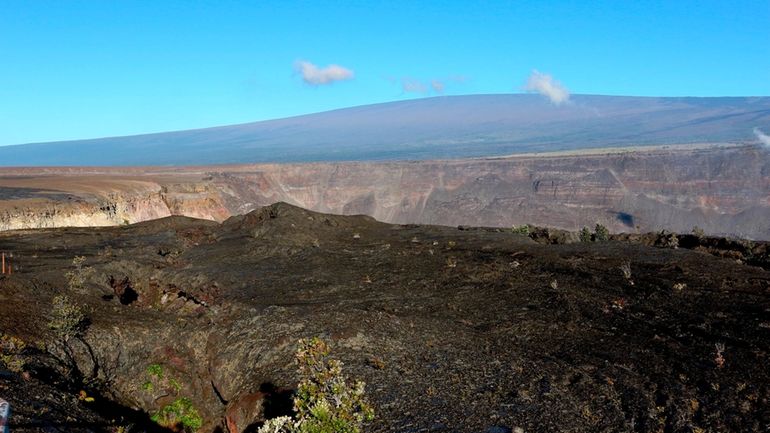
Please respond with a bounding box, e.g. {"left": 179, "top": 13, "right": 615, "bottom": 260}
{"left": 754, "top": 128, "right": 770, "bottom": 147}
{"left": 524, "top": 70, "right": 570, "bottom": 105}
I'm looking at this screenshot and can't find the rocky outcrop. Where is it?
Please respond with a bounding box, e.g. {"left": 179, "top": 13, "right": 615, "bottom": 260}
{"left": 0, "top": 143, "right": 768, "bottom": 239}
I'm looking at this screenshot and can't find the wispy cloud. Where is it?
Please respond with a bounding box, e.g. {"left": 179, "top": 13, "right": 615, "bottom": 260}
{"left": 431, "top": 80, "right": 445, "bottom": 93}
{"left": 524, "top": 70, "right": 570, "bottom": 105}
{"left": 754, "top": 127, "right": 770, "bottom": 147}
{"left": 395, "top": 75, "right": 465, "bottom": 95}
{"left": 295, "top": 60, "right": 354, "bottom": 86}
{"left": 402, "top": 77, "right": 428, "bottom": 94}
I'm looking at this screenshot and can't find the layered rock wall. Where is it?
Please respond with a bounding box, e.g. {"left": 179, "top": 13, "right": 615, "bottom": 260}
{"left": 0, "top": 144, "right": 767, "bottom": 238}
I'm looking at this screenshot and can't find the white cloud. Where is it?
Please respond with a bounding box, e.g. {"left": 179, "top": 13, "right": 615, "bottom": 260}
{"left": 402, "top": 77, "right": 428, "bottom": 94}
{"left": 431, "top": 80, "right": 445, "bottom": 93}
{"left": 754, "top": 128, "right": 770, "bottom": 147}
{"left": 295, "top": 60, "right": 354, "bottom": 86}
{"left": 524, "top": 70, "right": 570, "bottom": 105}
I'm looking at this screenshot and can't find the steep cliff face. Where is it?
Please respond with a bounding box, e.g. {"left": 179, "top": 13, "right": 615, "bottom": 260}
{"left": 0, "top": 178, "right": 232, "bottom": 230}
{"left": 200, "top": 144, "right": 770, "bottom": 239}
{"left": 0, "top": 144, "right": 768, "bottom": 239}
{"left": 0, "top": 183, "right": 171, "bottom": 230}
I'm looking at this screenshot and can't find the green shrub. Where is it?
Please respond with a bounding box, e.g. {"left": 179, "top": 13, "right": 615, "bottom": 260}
{"left": 65, "top": 256, "right": 95, "bottom": 292}
{"left": 579, "top": 227, "right": 592, "bottom": 243}
{"left": 0, "top": 333, "right": 26, "bottom": 373}
{"left": 691, "top": 226, "right": 705, "bottom": 238}
{"left": 594, "top": 224, "right": 610, "bottom": 242}
{"left": 47, "top": 295, "right": 87, "bottom": 341}
{"left": 146, "top": 363, "right": 164, "bottom": 379}
{"left": 656, "top": 230, "right": 679, "bottom": 249}
{"left": 143, "top": 362, "right": 199, "bottom": 430}
{"left": 511, "top": 224, "right": 530, "bottom": 235}
{"left": 151, "top": 397, "right": 203, "bottom": 432}
{"left": 259, "top": 337, "right": 374, "bottom": 433}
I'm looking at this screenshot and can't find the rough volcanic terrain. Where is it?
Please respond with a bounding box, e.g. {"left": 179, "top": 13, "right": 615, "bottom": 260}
{"left": 1, "top": 203, "right": 769, "bottom": 432}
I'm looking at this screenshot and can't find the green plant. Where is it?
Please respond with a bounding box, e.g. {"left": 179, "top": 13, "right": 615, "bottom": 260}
{"left": 46, "top": 294, "right": 93, "bottom": 379}
{"left": 594, "top": 224, "right": 610, "bottom": 242}
{"left": 579, "top": 227, "right": 592, "bottom": 243}
{"left": 691, "top": 226, "right": 705, "bottom": 238}
{"left": 151, "top": 397, "right": 203, "bottom": 432}
{"left": 0, "top": 332, "right": 26, "bottom": 373}
{"left": 511, "top": 224, "right": 530, "bottom": 235}
{"left": 143, "top": 362, "right": 199, "bottom": 429}
{"left": 47, "top": 295, "right": 87, "bottom": 341}
{"left": 146, "top": 363, "right": 164, "bottom": 379}
{"left": 66, "top": 256, "right": 95, "bottom": 292}
{"left": 656, "top": 230, "right": 679, "bottom": 249}
{"left": 170, "top": 377, "right": 182, "bottom": 392}
{"left": 259, "top": 337, "right": 374, "bottom": 433}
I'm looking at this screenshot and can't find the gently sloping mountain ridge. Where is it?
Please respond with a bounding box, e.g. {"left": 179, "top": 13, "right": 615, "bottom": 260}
{"left": 1, "top": 94, "right": 769, "bottom": 166}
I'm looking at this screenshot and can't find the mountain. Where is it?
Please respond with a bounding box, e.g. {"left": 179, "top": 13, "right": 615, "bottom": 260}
{"left": 2, "top": 94, "right": 769, "bottom": 166}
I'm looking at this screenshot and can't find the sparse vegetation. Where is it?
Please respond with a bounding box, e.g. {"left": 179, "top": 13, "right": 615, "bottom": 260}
{"left": 512, "top": 224, "right": 531, "bottom": 235}
{"left": 0, "top": 332, "right": 26, "bottom": 373}
{"left": 692, "top": 226, "right": 705, "bottom": 238}
{"left": 594, "top": 224, "right": 610, "bottom": 242}
{"left": 714, "top": 343, "right": 726, "bottom": 369}
{"left": 146, "top": 363, "right": 164, "bottom": 379}
{"left": 259, "top": 337, "right": 374, "bottom": 433}
{"left": 143, "top": 362, "right": 199, "bottom": 430}
{"left": 672, "top": 282, "right": 687, "bottom": 291}
{"left": 620, "top": 261, "right": 633, "bottom": 285}
{"left": 151, "top": 397, "right": 203, "bottom": 432}
{"left": 656, "top": 230, "right": 679, "bottom": 249}
{"left": 66, "top": 255, "right": 95, "bottom": 293}
{"left": 579, "top": 226, "right": 592, "bottom": 243}
{"left": 48, "top": 295, "right": 88, "bottom": 342}
{"left": 46, "top": 294, "right": 93, "bottom": 379}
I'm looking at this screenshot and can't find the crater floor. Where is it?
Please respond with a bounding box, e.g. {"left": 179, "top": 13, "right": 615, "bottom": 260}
{"left": 0, "top": 203, "right": 769, "bottom": 432}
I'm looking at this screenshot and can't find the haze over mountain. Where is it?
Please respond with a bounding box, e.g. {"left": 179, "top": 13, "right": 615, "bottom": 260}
{"left": 2, "top": 94, "right": 769, "bottom": 166}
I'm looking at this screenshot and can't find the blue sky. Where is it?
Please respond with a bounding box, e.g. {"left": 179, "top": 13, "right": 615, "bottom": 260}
{"left": 0, "top": 0, "right": 768, "bottom": 146}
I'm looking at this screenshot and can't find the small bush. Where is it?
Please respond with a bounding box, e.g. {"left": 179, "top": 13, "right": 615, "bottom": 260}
{"left": 66, "top": 256, "right": 95, "bottom": 292}
{"left": 511, "top": 224, "right": 530, "bottom": 235}
{"left": 0, "top": 333, "right": 26, "bottom": 373}
{"left": 151, "top": 397, "right": 203, "bottom": 432}
{"left": 594, "top": 224, "right": 610, "bottom": 242}
{"left": 143, "top": 362, "right": 198, "bottom": 429}
{"left": 620, "top": 261, "right": 633, "bottom": 285}
{"left": 146, "top": 363, "right": 164, "bottom": 379}
{"left": 691, "top": 226, "right": 705, "bottom": 238}
{"left": 656, "top": 230, "right": 679, "bottom": 249}
{"left": 259, "top": 337, "right": 374, "bottom": 433}
{"left": 579, "top": 227, "right": 592, "bottom": 243}
{"left": 47, "top": 295, "right": 87, "bottom": 341}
